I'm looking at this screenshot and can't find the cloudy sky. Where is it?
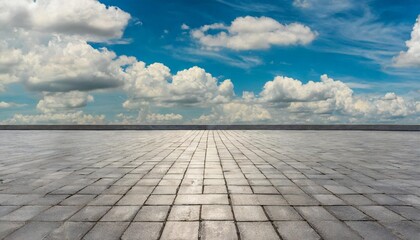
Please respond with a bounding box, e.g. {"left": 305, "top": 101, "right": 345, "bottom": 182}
{"left": 0, "top": 0, "right": 419, "bottom": 124}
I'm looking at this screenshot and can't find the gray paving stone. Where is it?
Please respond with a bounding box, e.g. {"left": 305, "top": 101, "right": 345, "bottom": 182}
{"left": 70, "top": 206, "right": 111, "bottom": 221}
{"left": 326, "top": 206, "right": 371, "bottom": 221}
{"left": 4, "top": 222, "right": 61, "bottom": 240}
{"left": 33, "top": 205, "right": 81, "bottom": 221}
{"left": 121, "top": 222, "right": 163, "bottom": 240}
{"left": 313, "top": 194, "right": 346, "bottom": 205}
{"left": 388, "top": 206, "right": 420, "bottom": 220}
{"left": 274, "top": 221, "right": 321, "bottom": 240}
{"left": 310, "top": 221, "right": 363, "bottom": 240}
{"left": 237, "top": 222, "right": 280, "bottom": 240}
{"left": 0, "top": 222, "right": 25, "bottom": 239}
{"left": 83, "top": 222, "right": 129, "bottom": 240}
{"left": 264, "top": 206, "right": 302, "bottom": 220}
{"left": 201, "top": 221, "right": 238, "bottom": 240}
{"left": 383, "top": 221, "right": 420, "bottom": 240}
{"left": 100, "top": 206, "right": 140, "bottom": 221}
{"left": 88, "top": 195, "right": 122, "bottom": 206}
{"left": 168, "top": 205, "right": 200, "bottom": 221}
{"left": 134, "top": 205, "right": 170, "bottom": 221}
{"left": 346, "top": 221, "right": 398, "bottom": 240}
{"left": 358, "top": 206, "right": 406, "bottom": 222}
{"left": 45, "top": 221, "right": 94, "bottom": 240}
{"left": 60, "top": 194, "right": 96, "bottom": 206}
{"left": 146, "top": 195, "right": 175, "bottom": 205}
{"left": 0, "top": 206, "right": 49, "bottom": 221}
{"left": 201, "top": 205, "right": 233, "bottom": 220}
{"left": 296, "top": 206, "right": 337, "bottom": 222}
{"left": 203, "top": 185, "right": 226, "bottom": 194}
{"left": 160, "top": 221, "right": 199, "bottom": 240}
{"left": 175, "top": 194, "right": 228, "bottom": 205}
{"left": 283, "top": 194, "right": 320, "bottom": 206}
{"left": 233, "top": 206, "right": 268, "bottom": 221}
{"left": 116, "top": 194, "right": 148, "bottom": 206}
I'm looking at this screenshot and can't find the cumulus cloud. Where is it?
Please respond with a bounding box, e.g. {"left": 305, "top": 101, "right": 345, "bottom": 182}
{"left": 22, "top": 38, "right": 135, "bottom": 92}
{"left": 259, "top": 74, "right": 419, "bottom": 121}
{"left": 146, "top": 113, "right": 183, "bottom": 122}
{"left": 37, "top": 91, "right": 94, "bottom": 113}
{"left": 394, "top": 16, "right": 420, "bottom": 67}
{"left": 195, "top": 102, "right": 271, "bottom": 123}
{"left": 124, "top": 63, "right": 234, "bottom": 108}
{"left": 0, "top": 0, "right": 131, "bottom": 42}
{"left": 3, "top": 111, "right": 105, "bottom": 124}
{"left": 191, "top": 16, "right": 317, "bottom": 50}
{"left": 0, "top": 101, "right": 25, "bottom": 109}
{"left": 0, "top": 0, "right": 135, "bottom": 115}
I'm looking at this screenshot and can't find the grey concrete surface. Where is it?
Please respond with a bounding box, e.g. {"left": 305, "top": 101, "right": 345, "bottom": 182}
{"left": 0, "top": 130, "right": 418, "bottom": 239}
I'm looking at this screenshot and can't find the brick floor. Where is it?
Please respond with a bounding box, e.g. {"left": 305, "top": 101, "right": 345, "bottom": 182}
{"left": 0, "top": 130, "right": 418, "bottom": 239}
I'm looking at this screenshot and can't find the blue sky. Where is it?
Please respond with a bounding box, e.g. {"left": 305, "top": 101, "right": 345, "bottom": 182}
{"left": 0, "top": 0, "right": 419, "bottom": 124}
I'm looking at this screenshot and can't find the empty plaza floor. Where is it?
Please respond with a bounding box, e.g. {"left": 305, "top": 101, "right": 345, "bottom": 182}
{"left": 0, "top": 130, "right": 419, "bottom": 240}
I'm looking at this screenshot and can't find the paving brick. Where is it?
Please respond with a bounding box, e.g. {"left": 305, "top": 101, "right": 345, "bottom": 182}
{"left": 0, "top": 222, "right": 25, "bottom": 239}
{"left": 33, "top": 205, "right": 81, "bottom": 221}
{"left": 201, "top": 205, "right": 233, "bottom": 220}
{"left": 175, "top": 194, "right": 228, "bottom": 205}
{"left": 264, "top": 206, "right": 302, "bottom": 221}
{"left": 326, "top": 206, "right": 371, "bottom": 221}
{"left": 146, "top": 195, "right": 176, "bottom": 205}
{"left": 134, "top": 205, "right": 170, "bottom": 221}
{"left": 274, "top": 221, "right": 320, "bottom": 240}
{"left": 70, "top": 206, "right": 111, "bottom": 221}
{"left": 168, "top": 205, "right": 200, "bottom": 221}
{"left": 358, "top": 206, "right": 406, "bottom": 222}
{"left": 237, "top": 222, "right": 280, "bottom": 240}
{"left": 310, "top": 221, "right": 362, "bottom": 240}
{"left": 121, "top": 222, "right": 163, "bottom": 240}
{"left": 233, "top": 206, "right": 268, "bottom": 221}
{"left": 4, "top": 222, "right": 61, "bottom": 240}
{"left": 201, "top": 221, "right": 237, "bottom": 240}
{"left": 346, "top": 221, "right": 398, "bottom": 240}
{"left": 160, "top": 221, "right": 199, "bottom": 240}
{"left": 0, "top": 206, "right": 49, "bottom": 221}
{"left": 45, "top": 221, "right": 94, "bottom": 240}
{"left": 84, "top": 222, "right": 129, "bottom": 240}
{"left": 100, "top": 206, "right": 140, "bottom": 221}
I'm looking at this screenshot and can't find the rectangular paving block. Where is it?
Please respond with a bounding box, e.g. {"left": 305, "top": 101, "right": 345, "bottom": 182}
{"left": 121, "top": 222, "right": 163, "bottom": 240}
{"left": 160, "top": 221, "right": 199, "bottom": 240}
{"left": 237, "top": 222, "right": 280, "bottom": 240}
{"left": 200, "top": 221, "right": 238, "bottom": 240}
{"left": 274, "top": 221, "right": 321, "bottom": 240}
{"left": 174, "top": 194, "right": 229, "bottom": 205}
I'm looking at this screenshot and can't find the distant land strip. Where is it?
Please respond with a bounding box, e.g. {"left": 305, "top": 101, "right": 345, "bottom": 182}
{"left": 0, "top": 125, "right": 419, "bottom": 131}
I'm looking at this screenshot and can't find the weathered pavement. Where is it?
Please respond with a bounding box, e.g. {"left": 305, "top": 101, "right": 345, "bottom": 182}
{"left": 0, "top": 130, "right": 419, "bottom": 240}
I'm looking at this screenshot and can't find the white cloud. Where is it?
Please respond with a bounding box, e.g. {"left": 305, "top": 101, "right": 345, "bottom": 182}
{"left": 146, "top": 113, "right": 183, "bottom": 122}
{"left": 195, "top": 102, "right": 271, "bottom": 123}
{"left": 3, "top": 111, "right": 105, "bottom": 124}
{"left": 0, "top": 0, "right": 133, "bottom": 111}
{"left": 181, "top": 24, "right": 190, "bottom": 30}
{"left": 394, "top": 16, "right": 420, "bottom": 67}
{"left": 0, "top": 101, "right": 25, "bottom": 109}
{"left": 191, "top": 16, "right": 317, "bottom": 51}
{"left": 124, "top": 63, "right": 234, "bottom": 108}
{"left": 22, "top": 38, "right": 135, "bottom": 92}
{"left": 37, "top": 91, "right": 94, "bottom": 113}
{"left": 259, "top": 74, "right": 419, "bottom": 121}
{"left": 293, "top": 0, "right": 310, "bottom": 8}
{"left": 0, "top": 0, "right": 131, "bottom": 42}
{"left": 260, "top": 74, "right": 353, "bottom": 104}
